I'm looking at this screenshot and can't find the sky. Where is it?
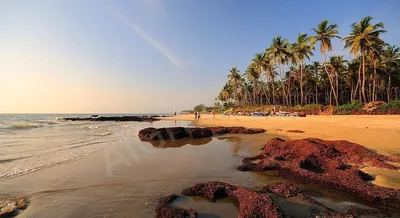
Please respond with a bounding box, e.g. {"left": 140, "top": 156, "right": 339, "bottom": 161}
{"left": 1, "top": 0, "right": 399, "bottom": 113}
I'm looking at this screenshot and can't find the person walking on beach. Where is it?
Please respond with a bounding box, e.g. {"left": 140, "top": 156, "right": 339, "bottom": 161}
{"left": 212, "top": 111, "right": 215, "bottom": 120}
{"left": 198, "top": 112, "right": 201, "bottom": 120}
{"left": 194, "top": 112, "right": 198, "bottom": 120}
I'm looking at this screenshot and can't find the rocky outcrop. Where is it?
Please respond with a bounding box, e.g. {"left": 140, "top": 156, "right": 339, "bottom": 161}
{"left": 0, "top": 194, "right": 28, "bottom": 218}
{"left": 286, "top": 130, "right": 305, "bottom": 133}
{"left": 237, "top": 138, "right": 400, "bottom": 208}
{"left": 205, "top": 126, "right": 266, "bottom": 135}
{"left": 138, "top": 127, "right": 266, "bottom": 141}
{"left": 155, "top": 181, "right": 393, "bottom": 218}
{"left": 181, "top": 181, "right": 285, "bottom": 218}
{"left": 62, "top": 116, "right": 160, "bottom": 122}
{"left": 155, "top": 194, "right": 196, "bottom": 218}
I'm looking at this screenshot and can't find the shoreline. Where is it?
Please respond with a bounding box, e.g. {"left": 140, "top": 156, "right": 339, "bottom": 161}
{"left": 162, "top": 114, "right": 400, "bottom": 155}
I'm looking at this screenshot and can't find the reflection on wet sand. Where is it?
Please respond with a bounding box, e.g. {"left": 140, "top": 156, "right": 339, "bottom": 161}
{"left": 217, "top": 136, "right": 242, "bottom": 156}
{"left": 148, "top": 137, "right": 212, "bottom": 148}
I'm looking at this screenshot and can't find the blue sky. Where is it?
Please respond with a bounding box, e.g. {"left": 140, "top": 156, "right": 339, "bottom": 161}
{"left": 1, "top": 0, "right": 399, "bottom": 113}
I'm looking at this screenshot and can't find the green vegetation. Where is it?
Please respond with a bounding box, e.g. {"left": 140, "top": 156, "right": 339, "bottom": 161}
{"left": 333, "top": 101, "right": 363, "bottom": 115}
{"left": 216, "top": 16, "right": 400, "bottom": 111}
{"left": 379, "top": 100, "right": 400, "bottom": 112}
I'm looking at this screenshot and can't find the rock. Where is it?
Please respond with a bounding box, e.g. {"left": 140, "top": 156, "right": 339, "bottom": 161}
{"left": 205, "top": 127, "right": 266, "bottom": 135}
{"left": 63, "top": 116, "right": 159, "bottom": 122}
{"left": 188, "top": 128, "right": 213, "bottom": 139}
{"left": 138, "top": 127, "right": 189, "bottom": 141}
{"left": 155, "top": 194, "right": 197, "bottom": 218}
{"left": 238, "top": 138, "right": 400, "bottom": 208}
{"left": 286, "top": 130, "right": 305, "bottom": 133}
{"left": 0, "top": 194, "right": 28, "bottom": 217}
{"left": 182, "top": 181, "right": 285, "bottom": 218}
{"left": 263, "top": 182, "right": 302, "bottom": 197}
{"left": 138, "top": 127, "right": 266, "bottom": 141}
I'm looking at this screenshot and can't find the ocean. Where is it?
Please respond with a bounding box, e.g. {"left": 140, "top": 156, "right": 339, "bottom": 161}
{"left": 0, "top": 114, "right": 168, "bottom": 180}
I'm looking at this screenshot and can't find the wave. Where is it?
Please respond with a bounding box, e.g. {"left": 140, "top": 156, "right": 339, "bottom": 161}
{"left": 7, "top": 124, "right": 42, "bottom": 130}
{"left": 94, "top": 130, "right": 113, "bottom": 136}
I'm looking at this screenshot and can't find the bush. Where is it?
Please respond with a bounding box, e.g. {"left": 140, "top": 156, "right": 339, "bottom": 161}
{"left": 380, "top": 100, "right": 400, "bottom": 111}
{"left": 333, "top": 101, "right": 363, "bottom": 115}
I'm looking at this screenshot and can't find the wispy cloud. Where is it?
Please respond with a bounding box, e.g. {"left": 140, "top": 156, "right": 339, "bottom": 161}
{"left": 114, "top": 12, "right": 183, "bottom": 68}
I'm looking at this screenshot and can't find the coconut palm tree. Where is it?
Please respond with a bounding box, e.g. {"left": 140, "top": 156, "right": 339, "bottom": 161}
{"left": 227, "top": 67, "right": 243, "bottom": 106}
{"left": 263, "top": 54, "right": 278, "bottom": 105}
{"left": 312, "top": 20, "right": 341, "bottom": 106}
{"left": 342, "top": 16, "right": 386, "bottom": 103}
{"left": 292, "top": 33, "right": 315, "bottom": 105}
{"left": 266, "top": 36, "right": 291, "bottom": 105}
{"left": 382, "top": 44, "right": 400, "bottom": 101}
{"left": 244, "top": 65, "right": 261, "bottom": 105}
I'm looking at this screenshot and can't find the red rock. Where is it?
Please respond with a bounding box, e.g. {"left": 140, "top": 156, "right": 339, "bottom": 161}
{"left": 182, "top": 181, "right": 285, "bottom": 218}
{"left": 238, "top": 138, "right": 400, "bottom": 208}
{"left": 286, "top": 130, "right": 305, "bottom": 133}
{"left": 139, "top": 127, "right": 266, "bottom": 141}
{"left": 154, "top": 194, "right": 197, "bottom": 218}
{"left": 263, "top": 182, "right": 302, "bottom": 197}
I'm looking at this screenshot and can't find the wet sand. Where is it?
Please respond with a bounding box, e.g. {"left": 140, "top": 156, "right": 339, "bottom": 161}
{"left": 1, "top": 118, "right": 399, "bottom": 217}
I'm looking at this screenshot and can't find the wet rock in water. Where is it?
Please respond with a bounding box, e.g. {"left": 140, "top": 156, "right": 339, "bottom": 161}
{"left": 138, "top": 127, "right": 189, "bottom": 141}
{"left": 238, "top": 138, "right": 400, "bottom": 208}
{"left": 205, "top": 126, "right": 266, "bottom": 135}
{"left": 181, "top": 181, "right": 285, "bottom": 218}
{"left": 286, "top": 130, "right": 305, "bottom": 133}
{"left": 0, "top": 194, "right": 28, "bottom": 217}
{"left": 263, "top": 182, "right": 302, "bottom": 197}
{"left": 63, "top": 116, "right": 159, "bottom": 122}
{"left": 155, "top": 194, "right": 197, "bottom": 218}
{"left": 138, "top": 127, "right": 266, "bottom": 141}
{"left": 188, "top": 128, "right": 213, "bottom": 139}
{"left": 157, "top": 181, "right": 379, "bottom": 218}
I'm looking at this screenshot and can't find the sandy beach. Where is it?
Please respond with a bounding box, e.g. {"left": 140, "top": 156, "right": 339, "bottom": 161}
{"left": 162, "top": 114, "right": 400, "bottom": 155}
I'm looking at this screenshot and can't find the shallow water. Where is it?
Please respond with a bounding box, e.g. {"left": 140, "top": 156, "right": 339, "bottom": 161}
{"left": 0, "top": 118, "right": 399, "bottom": 217}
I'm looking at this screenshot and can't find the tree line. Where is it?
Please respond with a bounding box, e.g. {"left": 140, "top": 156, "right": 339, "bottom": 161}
{"left": 216, "top": 17, "right": 400, "bottom": 108}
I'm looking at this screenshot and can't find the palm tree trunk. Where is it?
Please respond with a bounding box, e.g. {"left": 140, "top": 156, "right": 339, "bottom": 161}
{"left": 387, "top": 75, "right": 391, "bottom": 102}
{"left": 322, "top": 52, "right": 339, "bottom": 106}
{"left": 315, "top": 84, "right": 318, "bottom": 104}
{"left": 278, "top": 62, "right": 288, "bottom": 105}
{"left": 300, "top": 62, "right": 304, "bottom": 106}
{"left": 372, "top": 61, "right": 377, "bottom": 102}
{"left": 361, "top": 49, "right": 367, "bottom": 104}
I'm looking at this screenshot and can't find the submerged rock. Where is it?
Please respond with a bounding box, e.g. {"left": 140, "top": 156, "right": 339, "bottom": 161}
{"left": 155, "top": 181, "right": 391, "bottom": 218}
{"left": 286, "top": 130, "right": 305, "bottom": 133}
{"left": 138, "top": 126, "right": 266, "bottom": 141}
{"left": 181, "top": 181, "right": 285, "bottom": 218}
{"left": 0, "top": 194, "right": 28, "bottom": 218}
{"left": 155, "top": 194, "right": 196, "bottom": 218}
{"left": 205, "top": 126, "right": 266, "bottom": 135}
{"left": 238, "top": 138, "right": 400, "bottom": 208}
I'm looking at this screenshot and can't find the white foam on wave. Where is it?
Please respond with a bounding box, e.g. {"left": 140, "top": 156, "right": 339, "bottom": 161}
{"left": 7, "top": 124, "right": 42, "bottom": 130}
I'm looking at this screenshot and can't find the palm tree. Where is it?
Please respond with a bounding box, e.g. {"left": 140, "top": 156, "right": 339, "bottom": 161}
{"left": 382, "top": 44, "right": 400, "bottom": 101}
{"left": 342, "top": 16, "right": 386, "bottom": 103}
{"left": 266, "top": 36, "right": 291, "bottom": 105}
{"left": 227, "top": 67, "right": 243, "bottom": 106}
{"left": 252, "top": 53, "right": 271, "bottom": 105}
{"left": 244, "top": 65, "right": 261, "bottom": 105}
{"left": 292, "top": 33, "right": 315, "bottom": 105}
{"left": 310, "top": 61, "right": 322, "bottom": 104}
{"left": 263, "top": 54, "right": 278, "bottom": 105}
{"left": 312, "top": 20, "right": 341, "bottom": 106}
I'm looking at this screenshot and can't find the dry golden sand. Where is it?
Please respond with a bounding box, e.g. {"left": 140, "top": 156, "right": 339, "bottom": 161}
{"left": 162, "top": 114, "right": 400, "bottom": 188}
